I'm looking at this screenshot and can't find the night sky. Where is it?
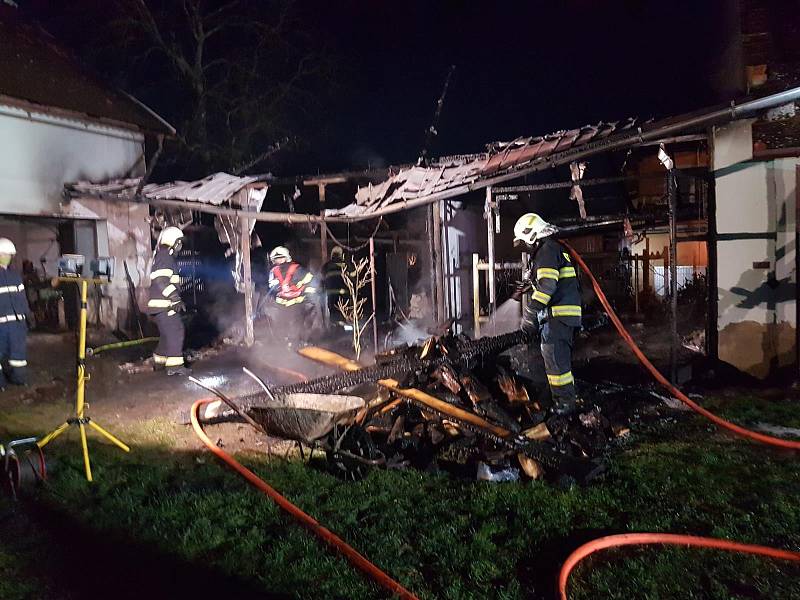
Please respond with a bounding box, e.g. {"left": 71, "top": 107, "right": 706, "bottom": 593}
{"left": 25, "top": 0, "right": 733, "bottom": 173}
{"left": 299, "top": 0, "right": 733, "bottom": 170}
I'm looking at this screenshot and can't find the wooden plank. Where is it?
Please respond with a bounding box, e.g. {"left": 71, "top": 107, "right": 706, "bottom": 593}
{"left": 241, "top": 215, "right": 254, "bottom": 347}
{"left": 298, "top": 346, "right": 512, "bottom": 439}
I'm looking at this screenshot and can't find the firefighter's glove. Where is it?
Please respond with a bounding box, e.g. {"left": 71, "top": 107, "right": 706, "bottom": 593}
{"left": 511, "top": 280, "right": 531, "bottom": 302}
{"left": 521, "top": 315, "right": 539, "bottom": 338}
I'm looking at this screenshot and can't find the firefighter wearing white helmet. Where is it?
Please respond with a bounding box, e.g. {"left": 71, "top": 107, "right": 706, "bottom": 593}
{"left": 265, "top": 245, "right": 316, "bottom": 345}
{"left": 0, "top": 237, "right": 31, "bottom": 388}
{"left": 512, "top": 213, "right": 581, "bottom": 418}
{"left": 147, "top": 227, "right": 190, "bottom": 375}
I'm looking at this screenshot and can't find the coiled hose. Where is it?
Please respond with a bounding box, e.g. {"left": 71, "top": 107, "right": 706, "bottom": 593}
{"left": 558, "top": 242, "right": 800, "bottom": 599}
{"left": 190, "top": 398, "right": 418, "bottom": 600}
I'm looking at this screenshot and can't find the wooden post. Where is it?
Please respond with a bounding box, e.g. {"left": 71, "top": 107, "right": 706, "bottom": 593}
{"left": 432, "top": 200, "right": 445, "bottom": 323}
{"left": 485, "top": 186, "right": 496, "bottom": 322}
{"left": 472, "top": 253, "right": 481, "bottom": 337}
{"left": 304, "top": 176, "right": 346, "bottom": 264}
{"left": 241, "top": 215, "right": 254, "bottom": 347}
{"left": 643, "top": 237, "right": 651, "bottom": 294}
{"left": 318, "top": 183, "right": 328, "bottom": 264}
{"left": 428, "top": 204, "right": 438, "bottom": 322}
{"left": 369, "top": 236, "right": 379, "bottom": 352}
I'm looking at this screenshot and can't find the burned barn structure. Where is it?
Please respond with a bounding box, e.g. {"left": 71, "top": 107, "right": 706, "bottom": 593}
{"left": 58, "top": 84, "right": 800, "bottom": 385}
{"left": 319, "top": 86, "right": 800, "bottom": 382}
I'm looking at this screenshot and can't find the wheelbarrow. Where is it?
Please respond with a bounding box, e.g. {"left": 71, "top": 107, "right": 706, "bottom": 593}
{"left": 189, "top": 377, "right": 384, "bottom": 480}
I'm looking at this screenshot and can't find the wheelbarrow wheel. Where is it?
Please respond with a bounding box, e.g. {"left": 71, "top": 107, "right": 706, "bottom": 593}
{"left": 326, "top": 424, "right": 378, "bottom": 481}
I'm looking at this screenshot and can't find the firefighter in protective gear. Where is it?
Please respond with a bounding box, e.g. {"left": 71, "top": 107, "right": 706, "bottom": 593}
{"left": 0, "top": 238, "right": 31, "bottom": 388}
{"left": 514, "top": 213, "right": 581, "bottom": 415}
{"left": 267, "top": 246, "right": 316, "bottom": 343}
{"left": 321, "top": 246, "right": 347, "bottom": 328}
{"left": 147, "top": 227, "right": 190, "bottom": 375}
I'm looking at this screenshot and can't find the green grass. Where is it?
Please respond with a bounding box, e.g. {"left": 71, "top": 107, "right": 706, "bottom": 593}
{"left": 1, "top": 396, "right": 799, "bottom": 599}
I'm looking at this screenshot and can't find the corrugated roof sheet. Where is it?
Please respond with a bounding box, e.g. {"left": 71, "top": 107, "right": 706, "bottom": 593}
{"left": 331, "top": 119, "right": 641, "bottom": 217}
{"left": 68, "top": 172, "right": 264, "bottom": 207}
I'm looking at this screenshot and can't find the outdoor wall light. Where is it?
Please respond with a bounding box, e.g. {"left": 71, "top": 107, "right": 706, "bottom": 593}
{"left": 657, "top": 143, "right": 674, "bottom": 170}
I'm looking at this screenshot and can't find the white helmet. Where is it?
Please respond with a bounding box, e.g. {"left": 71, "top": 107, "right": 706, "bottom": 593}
{"left": 513, "top": 213, "right": 555, "bottom": 246}
{"left": 0, "top": 238, "right": 16, "bottom": 255}
{"left": 159, "top": 226, "right": 184, "bottom": 248}
{"left": 269, "top": 246, "right": 291, "bottom": 263}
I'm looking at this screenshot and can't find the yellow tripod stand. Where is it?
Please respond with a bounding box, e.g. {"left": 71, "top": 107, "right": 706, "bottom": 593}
{"left": 38, "top": 277, "right": 130, "bottom": 481}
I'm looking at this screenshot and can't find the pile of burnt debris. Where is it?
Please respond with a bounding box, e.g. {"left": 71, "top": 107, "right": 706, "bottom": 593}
{"left": 212, "top": 329, "right": 682, "bottom": 486}
{"left": 353, "top": 334, "right": 662, "bottom": 485}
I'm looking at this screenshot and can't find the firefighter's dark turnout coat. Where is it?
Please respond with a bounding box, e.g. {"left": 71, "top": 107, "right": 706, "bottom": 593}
{"left": 0, "top": 266, "right": 30, "bottom": 385}
{"left": 147, "top": 246, "right": 184, "bottom": 367}
{"left": 522, "top": 237, "right": 581, "bottom": 409}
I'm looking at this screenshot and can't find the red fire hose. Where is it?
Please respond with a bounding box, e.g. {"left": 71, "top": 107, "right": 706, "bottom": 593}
{"left": 557, "top": 243, "right": 800, "bottom": 599}
{"left": 558, "top": 533, "right": 800, "bottom": 600}
{"left": 190, "top": 398, "right": 419, "bottom": 600}
{"left": 564, "top": 242, "right": 800, "bottom": 450}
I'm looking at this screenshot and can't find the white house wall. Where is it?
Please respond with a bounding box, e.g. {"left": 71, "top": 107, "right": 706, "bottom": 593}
{"left": 713, "top": 120, "right": 798, "bottom": 377}
{"left": 0, "top": 104, "right": 144, "bottom": 215}
{"left": 0, "top": 103, "right": 150, "bottom": 332}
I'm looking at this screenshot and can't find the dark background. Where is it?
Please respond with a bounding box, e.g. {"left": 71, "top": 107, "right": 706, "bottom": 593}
{"left": 20, "top": 0, "right": 737, "bottom": 175}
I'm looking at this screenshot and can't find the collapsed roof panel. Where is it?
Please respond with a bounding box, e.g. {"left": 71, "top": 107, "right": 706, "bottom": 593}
{"left": 331, "top": 119, "right": 640, "bottom": 219}
{"left": 68, "top": 172, "right": 266, "bottom": 207}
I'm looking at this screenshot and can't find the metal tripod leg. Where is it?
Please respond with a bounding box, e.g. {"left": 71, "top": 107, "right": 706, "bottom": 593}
{"left": 37, "top": 422, "right": 71, "bottom": 449}
{"left": 87, "top": 420, "right": 131, "bottom": 453}
{"left": 79, "top": 421, "right": 92, "bottom": 482}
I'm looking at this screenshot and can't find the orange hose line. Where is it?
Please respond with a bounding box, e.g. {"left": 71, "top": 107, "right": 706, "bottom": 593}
{"left": 563, "top": 242, "right": 800, "bottom": 451}
{"left": 558, "top": 532, "right": 800, "bottom": 600}
{"left": 190, "top": 398, "right": 419, "bottom": 600}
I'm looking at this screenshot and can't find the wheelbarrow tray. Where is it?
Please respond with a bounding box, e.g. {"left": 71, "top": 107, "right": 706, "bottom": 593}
{"left": 248, "top": 393, "right": 365, "bottom": 442}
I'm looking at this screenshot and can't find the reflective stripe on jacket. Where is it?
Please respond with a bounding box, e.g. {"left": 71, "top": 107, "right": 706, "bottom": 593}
{"left": 269, "top": 263, "right": 314, "bottom": 304}
{"left": 523, "top": 238, "right": 582, "bottom": 327}
{"left": 0, "top": 267, "right": 30, "bottom": 324}
{"left": 147, "top": 246, "right": 182, "bottom": 314}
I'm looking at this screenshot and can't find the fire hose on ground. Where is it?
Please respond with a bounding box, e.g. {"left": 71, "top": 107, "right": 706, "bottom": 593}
{"left": 189, "top": 398, "right": 419, "bottom": 600}
{"left": 557, "top": 242, "right": 800, "bottom": 599}
{"left": 188, "top": 243, "right": 797, "bottom": 600}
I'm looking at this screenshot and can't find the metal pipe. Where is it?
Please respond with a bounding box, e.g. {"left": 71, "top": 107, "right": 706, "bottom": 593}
{"left": 668, "top": 170, "right": 678, "bottom": 384}
{"left": 485, "top": 187, "right": 496, "bottom": 325}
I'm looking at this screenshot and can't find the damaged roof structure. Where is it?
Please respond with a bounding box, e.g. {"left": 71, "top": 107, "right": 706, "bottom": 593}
{"left": 327, "top": 89, "right": 800, "bottom": 221}
{"left": 66, "top": 85, "right": 800, "bottom": 378}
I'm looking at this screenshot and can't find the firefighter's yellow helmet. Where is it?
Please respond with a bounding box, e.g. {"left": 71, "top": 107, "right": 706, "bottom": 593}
{"left": 513, "top": 213, "right": 552, "bottom": 245}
